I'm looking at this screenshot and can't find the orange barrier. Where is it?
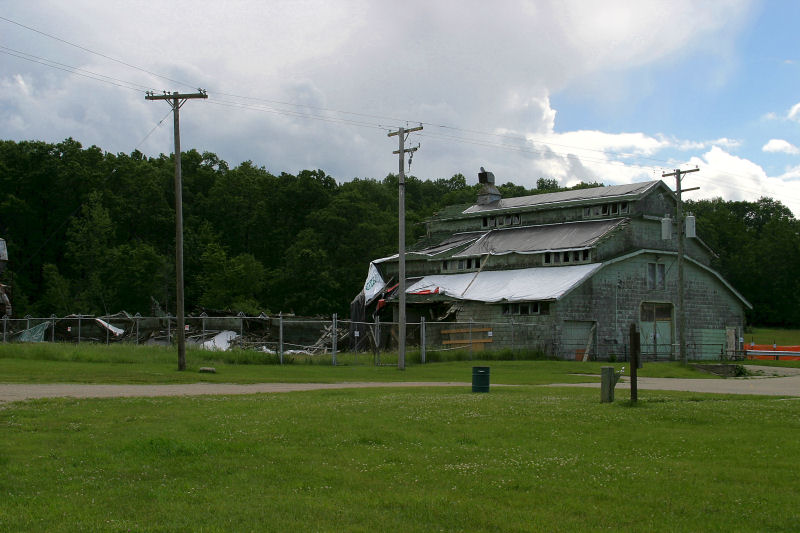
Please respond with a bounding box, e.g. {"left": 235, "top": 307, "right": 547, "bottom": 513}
{"left": 744, "top": 344, "right": 800, "bottom": 352}
{"left": 744, "top": 344, "right": 800, "bottom": 361}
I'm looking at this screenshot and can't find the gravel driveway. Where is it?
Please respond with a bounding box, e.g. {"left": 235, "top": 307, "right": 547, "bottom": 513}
{"left": 2, "top": 366, "right": 798, "bottom": 403}
{"left": 547, "top": 365, "right": 800, "bottom": 397}
{"left": 0, "top": 381, "right": 472, "bottom": 403}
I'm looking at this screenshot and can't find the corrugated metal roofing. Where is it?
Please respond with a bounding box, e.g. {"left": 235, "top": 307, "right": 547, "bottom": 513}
{"left": 411, "top": 232, "right": 484, "bottom": 256}
{"left": 405, "top": 264, "right": 601, "bottom": 302}
{"left": 462, "top": 181, "right": 660, "bottom": 214}
{"left": 454, "top": 218, "right": 625, "bottom": 257}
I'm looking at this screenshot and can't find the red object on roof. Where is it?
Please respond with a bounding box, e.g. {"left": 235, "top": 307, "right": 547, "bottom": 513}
{"left": 409, "top": 287, "right": 440, "bottom": 295}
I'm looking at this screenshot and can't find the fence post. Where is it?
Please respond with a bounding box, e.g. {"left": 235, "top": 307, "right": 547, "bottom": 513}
{"left": 332, "top": 313, "right": 338, "bottom": 366}
{"left": 279, "top": 314, "right": 284, "bottom": 364}
{"left": 238, "top": 311, "right": 245, "bottom": 341}
{"left": 510, "top": 319, "right": 515, "bottom": 354}
{"left": 105, "top": 317, "right": 110, "bottom": 345}
{"left": 200, "top": 312, "right": 207, "bottom": 346}
{"left": 420, "top": 317, "right": 426, "bottom": 364}
{"left": 629, "top": 323, "right": 640, "bottom": 403}
{"left": 166, "top": 313, "right": 171, "bottom": 345}
{"left": 25, "top": 314, "right": 30, "bottom": 331}
{"left": 51, "top": 314, "right": 56, "bottom": 342}
{"left": 78, "top": 315, "right": 82, "bottom": 344}
{"left": 374, "top": 316, "right": 381, "bottom": 366}
{"left": 469, "top": 319, "right": 473, "bottom": 360}
{"left": 2, "top": 314, "right": 6, "bottom": 343}
{"left": 135, "top": 313, "right": 141, "bottom": 345}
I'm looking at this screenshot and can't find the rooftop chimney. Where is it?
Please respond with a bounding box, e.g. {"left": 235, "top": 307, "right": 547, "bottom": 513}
{"left": 477, "top": 167, "right": 501, "bottom": 205}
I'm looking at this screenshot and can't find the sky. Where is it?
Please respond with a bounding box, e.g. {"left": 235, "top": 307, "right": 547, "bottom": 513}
{"left": 2, "top": 0, "right": 800, "bottom": 215}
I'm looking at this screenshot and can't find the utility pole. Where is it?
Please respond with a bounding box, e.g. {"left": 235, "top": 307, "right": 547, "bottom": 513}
{"left": 662, "top": 167, "right": 699, "bottom": 365}
{"left": 145, "top": 90, "right": 208, "bottom": 370}
{"left": 387, "top": 125, "right": 422, "bottom": 370}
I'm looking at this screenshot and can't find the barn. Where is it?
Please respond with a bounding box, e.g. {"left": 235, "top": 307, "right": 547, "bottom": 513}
{"left": 354, "top": 170, "right": 750, "bottom": 360}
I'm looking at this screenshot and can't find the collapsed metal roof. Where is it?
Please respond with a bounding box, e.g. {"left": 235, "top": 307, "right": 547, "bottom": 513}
{"left": 453, "top": 218, "right": 625, "bottom": 257}
{"left": 406, "top": 264, "right": 602, "bottom": 302}
{"left": 462, "top": 180, "right": 661, "bottom": 214}
{"left": 411, "top": 232, "right": 483, "bottom": 256}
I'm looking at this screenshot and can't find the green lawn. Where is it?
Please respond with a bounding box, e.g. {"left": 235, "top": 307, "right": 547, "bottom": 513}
{"left": 745, "top": 327, "right": 800, "bottom": 346}
{"left": 1, "top": 387, "right": 798, "bottom": 532}
{"left": 0, "top": 342, "right": 711, "bottom": 384}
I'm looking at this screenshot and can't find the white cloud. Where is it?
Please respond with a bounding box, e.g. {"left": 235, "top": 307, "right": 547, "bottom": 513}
{"left": 762, "top": 139, "right": 800, "bottom": 155}
{"left": 788, "top": 102, "right": 800, "bottom": 122}
{"left": 0, "top": 0, "right": 768, "bottom": 210}
{"left": 683, "top": 147, "right": 800, "bottom": 216}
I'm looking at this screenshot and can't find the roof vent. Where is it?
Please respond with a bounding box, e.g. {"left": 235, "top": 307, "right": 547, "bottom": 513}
{"left": 477, "top": 167, "right": 501, "bottom": 205}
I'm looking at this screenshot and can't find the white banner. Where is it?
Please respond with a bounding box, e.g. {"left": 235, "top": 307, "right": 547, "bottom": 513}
{"left": 363, "top": 262, "right": 385, "bottom": 304}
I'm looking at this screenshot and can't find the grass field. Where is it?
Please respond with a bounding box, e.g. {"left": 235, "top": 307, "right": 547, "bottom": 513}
{"left": 2, "top": 343, "right": 799, "bottom": 531}
{"left": 745, "top": 327, "right": 800, "bottom": 346}
{"left": 2, "top": 386, "right": 799, "bottom": 532}
{"left": 0, "top": 342, "right": 711, "bottom": 384}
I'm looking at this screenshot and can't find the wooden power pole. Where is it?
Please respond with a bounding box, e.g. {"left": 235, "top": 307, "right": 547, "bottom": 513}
{"left": 145, "top": 90, "right": 208, "bottom": 370}
{"left": 387, "top": 125, "right": 422, "bottom": 370}
{"left": 662, "top": 167, "right": 699, "bottom": 365}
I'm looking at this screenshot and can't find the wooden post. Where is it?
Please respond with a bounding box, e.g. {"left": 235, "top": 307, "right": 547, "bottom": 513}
{"left": 146, "top": 90, "right": 208, "bottom": 370}
{"left": 629, "top": 323, "right": 640, "bottom": 403}
{"left": 600, "top": 366, "right": 615, "bottom": 403}
{"left": 387, "top": 125, "right": 422, "bottom": 371}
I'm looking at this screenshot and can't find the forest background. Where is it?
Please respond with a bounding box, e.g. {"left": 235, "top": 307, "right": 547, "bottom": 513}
{"left": 1, "top": 138, "right": 798, "bottom": 327}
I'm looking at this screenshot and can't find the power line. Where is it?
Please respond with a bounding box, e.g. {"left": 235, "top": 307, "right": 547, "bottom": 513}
{"left": 0, "top": 48, "right": 148, "bottom": 92}
{"left": 134, "top": 109, "right": 173, "bottom": 150}
{"left": 0, "top": 16, "right": 689, "bottom": 168}
{"left": 205, "top": 98, "right": 388, "bottom": 131}
{"left": 3, "top": 16, "right": 800, "bottom": 205}
{"left": 0, "top": 15, "right": 196, "bottom": 90}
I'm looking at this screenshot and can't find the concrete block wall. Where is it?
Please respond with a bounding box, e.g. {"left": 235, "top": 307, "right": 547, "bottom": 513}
{"left": 556, "top": 252, "right": 745, "bottom": 360}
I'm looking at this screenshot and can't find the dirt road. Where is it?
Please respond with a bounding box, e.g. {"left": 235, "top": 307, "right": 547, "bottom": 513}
{"left": 0, "top": 381, "right": 472, "bottom": 403}
{"left": 1, "top": 366, "right": 798, "bottom": 402}
{"left": 547, "top": 365, "right": 800, "bottom": 397}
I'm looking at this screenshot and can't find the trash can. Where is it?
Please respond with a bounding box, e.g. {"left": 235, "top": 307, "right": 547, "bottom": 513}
{"left": 472, "top": 366, "right": 490, "bottom": 393}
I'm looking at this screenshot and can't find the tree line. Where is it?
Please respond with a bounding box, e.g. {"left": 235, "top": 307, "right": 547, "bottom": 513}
{"left": 0, "top": 138, "right": 797, "bottom": 326}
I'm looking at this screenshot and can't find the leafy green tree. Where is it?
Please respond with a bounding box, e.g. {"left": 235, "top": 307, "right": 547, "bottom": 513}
{"left": 195, "top": 243, "right": 266, "bottom": 314}
{"left": 36, "top": 264, "right": 71, "bottom": 316}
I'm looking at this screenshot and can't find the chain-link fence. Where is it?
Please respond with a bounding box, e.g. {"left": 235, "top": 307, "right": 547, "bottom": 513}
{"left": 559, "top": 340, "right": 737, "bottom": 362}
{"left": 0, "top": 313, "right": 739, "bottom": 364}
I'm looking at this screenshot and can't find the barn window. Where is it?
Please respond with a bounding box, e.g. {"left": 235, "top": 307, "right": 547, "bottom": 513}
{"left": 620, "top": 202, "right": 629, "bottom": 214}
{"left": 442, "top": 260, "right": 448, "bottom": 271}
{"left": 512, "top": 214, "right": 520, "bottom": 225}
{"left": 544, "top": 252, "right": 551, "bottom": 264}
{"left": 601, "top": 204, "right": 609, "bottom": 215}
{"left": 502, "top": 302, "right": 544, "bottom": 315}
{"left": 582, "top": 249, "right": 590, "bottom": 261}
{"left": 647, "top": 263, "right": 665, "bottom": 290}
{"left": 611, "top": 203, "right": 619, "bottom": 215}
